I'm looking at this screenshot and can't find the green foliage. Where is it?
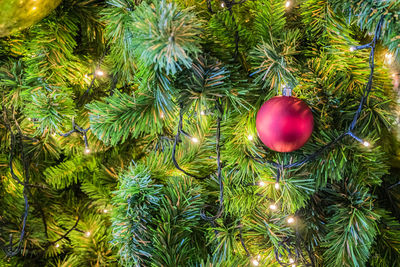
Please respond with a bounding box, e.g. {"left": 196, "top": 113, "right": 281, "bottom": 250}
{"left": 0, "top": 0, "right": 398, "bottom": 266}
{"left": 87, "top": 90, "right": 165, "bottom": 145}
{"left": 44, "top": 156, "right": 97, "bottom": 189}
{"left": 24, "top": 89, "right": 75, "bottom": 134}
{"left": 111, "top": 163, "right": 162, "bottom": 266}
{"left": 0, "top": 60, "right": 36, "bottom": 109}
{"left": 151, "top": 176, "right": 206, "bottom": 266}
{"left": 131, "top": 0, "right": 203, "bottom": 75}
{"left": 322, "top": 183, "right": 379, "bottom": 267}
{"left": 249, "top": 29, "right": 300, "bottom": 90}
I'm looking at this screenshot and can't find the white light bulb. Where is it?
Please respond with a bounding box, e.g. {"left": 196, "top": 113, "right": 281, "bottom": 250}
{"left": 292, "top": 265, "right": 296, "bottom": 267}
{"left": 55, "top": 243, "right": 60, "bottom": 248}
{"left": 289, "top": 258, "right": 295, "bottom": 263}
{"left": 269, "top": 204, "right": 277, "bottom": 211}
{"left": 287, "top": 217, "right": 295, "bottom": 224}
{"left": 274, "top": 182, "right": 280, "bottom": 190}
{"left": 363, "top": 141, "right": 370, "bottom": 147}
{"left": 191, "top": 137, "right": 199, "bottom": 143}
{"left": 84, "top": 74, "right": 89, "bottom": 78}
{"left": 349, "top": 46, "right": 356, "bottom": 52}
{"left": 252, "top": 259, "right": 259, "bottom": 266}
{"left": 248, "top": 135, "right": 253, "bottom": 141}
{"left": 259, "top": 181, "right": 265, "bottom": 186}
{"left": 84, "top": 148, "right": 91, "bottom": 154}
{"left": 200, "top": 111, "right": 205, "bottom": 116}
{"left": 28, "top": 118, "right": 32, "bottom": 121}
{"left": 95, "top": 70, "right": 104, "bottom": 76}
{"left": 85, "top": 231, "right": 91, "bottom": 237}
{"left": 385, "top": 53, "right": 394, "bottom": 64}
{"left": 103, "top": 209, "right": 108, "bottom": 213}
{"left": 32, "top": 6, "right": 37, "bottom": 11}
{"left": 221, "top": 2, "right": 225, "bottom": 7}
{"left": 285, "top": 1, "right": 291, "bottom": 8}
{"left": 160, "top": 112, "right": 164, "bottom": 119}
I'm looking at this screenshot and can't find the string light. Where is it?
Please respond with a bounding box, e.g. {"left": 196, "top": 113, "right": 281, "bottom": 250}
{"left": 285, "top": 1, "right": 291, "bottom": 8}
{"left": 349, "top": 46, "right": 356, "bottom": 52}
{"left": 292, "top": 265, "right": 296, "bottom": 267}
{"left": 289, "top": 258, "right": 295, "bottom": 263}
{"left": 348, "top": 132, "right": 370, "bottom": 147}
{"left": 191, "top": 137, "right": 199, "bottom": 143}
{"left": 95, "top": 70, "right": 104, "bottom": 76}
{"left": 247, "top": 135, "right": 253, "bottom": 141}
{"left": 259, "top": 181, "right": 265, "bottom": 186}
{"left": 221, "top": 2, "right": 225, "bottom": 8}
{"left": 103, "top": 209, "right": 108, "bottom": 213}
{"left": 269, "top": 204, "right": 277, "bottom": 211}
{"left": 85, "top": 231, "right": 91, "bottom": 237}
{"left": 160, "top": 112, "right": 164, "bottom": 119}
{"left": 274, "top": 182, "right": 280, "bottom": 190}
{"left": 385, "top": 53, "right": 393, "bottom": 64}
{"left": 252, "top": 259, "right": 259, "bottom": 266}
{"left": 84, "top": 147, "right": 91, "bottom": 154}
{"left": 55, "top": 243, "right": 60, "bottom": 248}
{"left": 287, "top": 217, "right": 295, "bottom": 224}
{"left": 200, "top": 111, "right": 205, "bottom": 116}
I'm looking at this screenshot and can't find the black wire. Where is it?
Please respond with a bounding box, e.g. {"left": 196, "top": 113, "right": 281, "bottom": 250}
{"left": 238, "top": 220, "right": 251, "bottom": 257}
{"left": 47, "top": 215, "right": 81, "bottom": 247}
{"left": 1, "top": 106, "right": 30, "bottom": 258}
{"left": 242, "top": 14, "right": 385, "bottom": 267}
{"left": 251, "top": 14, "right": 385, "bottom": 175}
{"left": 200, "top": 101, "right": 225, "bottom": 221}
{"left": 172, "top": 107, "right": 210, "bottom": 180}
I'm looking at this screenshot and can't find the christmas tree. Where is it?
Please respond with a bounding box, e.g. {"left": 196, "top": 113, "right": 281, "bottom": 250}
{"left": 1, "top": 0, "right": 400, "bottom": 266}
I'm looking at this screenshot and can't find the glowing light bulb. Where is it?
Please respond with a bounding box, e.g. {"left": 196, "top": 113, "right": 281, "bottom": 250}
{"left": 292, "top": 265, "right": 296, "bottom": 267}
{"left": 269, "top": 204, "right": 277, "bottom": 211}
{"left": 84, "top": 74, "right": 89, "bottom": 78}
{"left": 363, "top": 141, "right": 370, "bottom": 147}
{"left": 289, "top": 258, "right": 295, "bottom": 263}
{"left": 103, "top": 209, "right": 108, "bottom": 213}
{"left": 285, "top": 1, "right": 291, "bottom": 8}
{"left": 248, "top": 135, "right": 253, "bottom": 141}
{"left": 274, "top": 182, "right": 280, "bottom": 190}
{"left": 252, "top": 259, "right": 259, "bottom": 266}
{"left": 385, "top": 53, "right": 393, "bottom": 64}
{"left": 32, "top": 6, "right": 37, "bottom": 11}
{"left": 221, "top": 2, "right": 225, "bottom": 7}
{"left": 160, "top": 112, "right": 164, "bottom": 119}
{"left": 95, "top": 70, "right": 104, "bottom": 76}
{"left": 84, "top": 148, "right": 91, "bottom": 154}
{"left": 85, "top": 231, "right": 91, "bottom": 237}
{"left": 191, "top": 137, "right": 199, "bottom": 143}
{"left": 200, "top": 111, "right": 205, "bottom": 116}
{"left": 55, "top": 243, "right": 60, "bottom": 248}
{"left": 287, "top": 217, "right": 295, "bottom": 224}
{"left": 349, "top": 46, "right": 356, "bottom": 52}
{"left": 259, "top": 181, "right": 265, "bottom": 186}
{"left": 28, "top": 118, "right": 32, "bottom": 121}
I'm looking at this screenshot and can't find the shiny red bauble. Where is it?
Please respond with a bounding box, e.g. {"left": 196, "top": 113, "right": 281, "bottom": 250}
{"left": 256, "top": 96, "right": 314, "bottom": 152}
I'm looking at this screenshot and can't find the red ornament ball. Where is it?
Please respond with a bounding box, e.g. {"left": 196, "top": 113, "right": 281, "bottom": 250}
{"left": 256, "top": 96, "right": 314, "bottom": 152}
